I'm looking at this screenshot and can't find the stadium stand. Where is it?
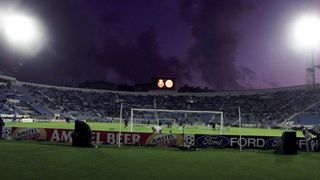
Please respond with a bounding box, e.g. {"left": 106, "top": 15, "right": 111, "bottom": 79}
{"left": 0, "top": 78, "right": 320, "bottom": 127}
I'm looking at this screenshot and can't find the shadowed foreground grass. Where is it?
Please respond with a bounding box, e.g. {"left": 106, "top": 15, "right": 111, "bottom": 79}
{"left": 0, "top": 140, "right": 319, "bottom": 180}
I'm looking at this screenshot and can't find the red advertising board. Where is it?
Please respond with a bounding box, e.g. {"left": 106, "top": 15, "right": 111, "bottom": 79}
{"left": 7, "top": 127, "right": 319, "bottom": 151}
{"left": 10, "top": 127, "right": 184, "bottom": 146}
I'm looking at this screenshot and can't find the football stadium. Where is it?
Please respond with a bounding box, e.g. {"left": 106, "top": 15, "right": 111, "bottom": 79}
{"left": 1, "top": 76, "right": 320, "bottom": 179}
{"left": 1, "top": 0, "right": 320, "bottom": 180}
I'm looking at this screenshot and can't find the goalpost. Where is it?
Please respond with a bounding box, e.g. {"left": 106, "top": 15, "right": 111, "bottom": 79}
{"left": 130, "top": 108, "right": 224, "bottom": 134}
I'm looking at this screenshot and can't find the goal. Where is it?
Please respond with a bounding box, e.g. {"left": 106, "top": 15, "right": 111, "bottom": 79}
{"left": 129, "top": 108, "right": 224, "bottom": 134}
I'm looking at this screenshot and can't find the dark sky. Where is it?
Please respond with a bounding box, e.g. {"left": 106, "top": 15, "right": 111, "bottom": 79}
{"left": 0, "top": 0, "right": 320, "bottom": 90}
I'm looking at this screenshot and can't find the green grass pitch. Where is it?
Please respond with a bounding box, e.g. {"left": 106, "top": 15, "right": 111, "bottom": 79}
{"left": 5, "top": 122, "right": 303, "bottom": 137}
{"left": 0, "top": 140, "right": 319, "bottom": 180}
{"left": 1, "top": 122, "right": 310, "bottom": 179}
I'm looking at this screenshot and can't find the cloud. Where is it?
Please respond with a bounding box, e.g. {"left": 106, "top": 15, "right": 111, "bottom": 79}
{"left": 99, "top": 27, "right": 187, "bottom": 85}
{"left": 179, "top": 0, "right": 254, "bottom": 90}
{"left": 4, "top": 0, "right": 187, "bottom": 86}
{"left": 262, "top": 80, "right": 279, "bottom": 88}
{"left": 1, "top": 0, "right": 254, "bottom": 90}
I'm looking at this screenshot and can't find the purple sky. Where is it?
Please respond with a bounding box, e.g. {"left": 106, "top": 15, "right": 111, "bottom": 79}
{"left": 1, "top": 0, "right": 320, "bottom": 90}
{"left": 236, "top": 0, "right": 320, "bottom": 89}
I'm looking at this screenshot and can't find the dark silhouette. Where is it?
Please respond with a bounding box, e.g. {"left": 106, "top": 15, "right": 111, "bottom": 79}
{"left": 124, "top": 119, "right": 128, "bottom": 128}
{"left": 0, "top": 117, "right": 4, "bottom": 139}
{"left": 71, "top": 120, "right": 93, "bottom": 147}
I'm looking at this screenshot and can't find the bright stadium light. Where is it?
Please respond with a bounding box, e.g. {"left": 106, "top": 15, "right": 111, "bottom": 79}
{"left": 3, "top": 14, "right": 39, "bottom": 44}
{"left": 0, "top": 11, "right": 46, "bottom": 56}
{"left": 293, "top": 14, "right": 320, "bottom": 48}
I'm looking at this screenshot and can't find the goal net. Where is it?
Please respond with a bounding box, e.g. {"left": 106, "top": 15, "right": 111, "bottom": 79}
{"left": 129, "top": 108, "right": 224, "bottom": 134}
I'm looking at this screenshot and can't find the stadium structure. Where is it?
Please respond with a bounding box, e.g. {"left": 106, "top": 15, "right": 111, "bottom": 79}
{"left": 0, "top": 74, "right": 319, "bottom": 128}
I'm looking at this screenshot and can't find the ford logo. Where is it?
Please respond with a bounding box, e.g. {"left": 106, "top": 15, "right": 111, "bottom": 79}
{"left": 196, "top": 135, "right": 230, "bottom": 147}
{"left": 266, "top": 137, "right": 281, "bottom": 148}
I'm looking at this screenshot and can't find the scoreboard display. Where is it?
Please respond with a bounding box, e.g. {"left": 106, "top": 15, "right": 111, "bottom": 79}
{"left": 152, "top": 77, "right": 175, "bottom": 90}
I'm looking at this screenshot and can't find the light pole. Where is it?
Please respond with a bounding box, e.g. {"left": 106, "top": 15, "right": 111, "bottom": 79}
{"left": 293, "top": 14, "right": 320, "bottom": 87}
{"left": 183, "top": 98, "right": 195, "bottom": 147}
{"left": 153, "top": 97, "right": 159, "bottom": 125}
{"left": 115, "top": 99, "right": 124, "bottom": 148}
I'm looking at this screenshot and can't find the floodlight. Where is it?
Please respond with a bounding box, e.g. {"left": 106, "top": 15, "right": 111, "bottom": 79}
{"left": 2, "top": 14, "right": 41, "bottom": 46}
{"left": 0, "top": 11, "right": 46, "bottom": 57}
{"left": 293, "top": 14, "right": 320, "bottom": 48}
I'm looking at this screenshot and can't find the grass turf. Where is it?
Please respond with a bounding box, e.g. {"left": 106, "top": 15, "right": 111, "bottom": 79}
{"left": 5, "top": 122, "right": 303, "bottom": 137}
{"left": 0, "top": 140, "right": 319, "bottom": 180}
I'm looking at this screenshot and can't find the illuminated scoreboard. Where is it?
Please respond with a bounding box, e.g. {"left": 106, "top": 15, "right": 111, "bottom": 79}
{"left": 153, "top": 77, "right": 175, "bottom": 90}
